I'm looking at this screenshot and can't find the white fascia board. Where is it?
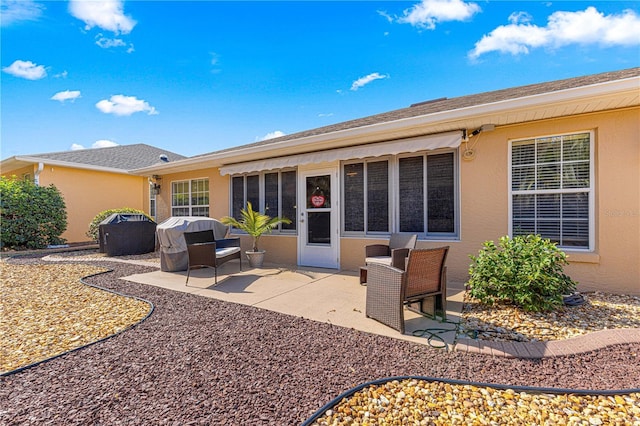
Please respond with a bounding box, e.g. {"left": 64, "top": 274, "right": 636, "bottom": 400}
{"left": 6, "top": 156, "right": 131, "bottom": 175}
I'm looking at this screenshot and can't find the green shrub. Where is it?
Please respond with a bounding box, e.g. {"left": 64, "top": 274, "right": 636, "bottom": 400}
{"left": 0, "top": 176, "right": 67, "bottom": 250}
{"left": 467, "top": 235, "right": 577, "bottom": 312}
{"left": 86, "top": 207, "right": 153, "bottom": 241}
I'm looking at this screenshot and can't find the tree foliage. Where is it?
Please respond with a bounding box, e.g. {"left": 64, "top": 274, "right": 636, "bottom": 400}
{"left": 467, "top": 235, "right": 577, "bottom": 312}
{"left": 86, "top": 207, "right": 153, "bottom": 241}
{"left": 0, "top": 176, "right": 68, "bottom": 250}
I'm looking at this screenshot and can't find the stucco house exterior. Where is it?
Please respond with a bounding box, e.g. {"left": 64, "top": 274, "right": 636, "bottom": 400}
{"left": 133, "top": 67, "right": 639, "bottom": 295}
{"left": 1, "top": 144, "right": 185, "bottom": 243}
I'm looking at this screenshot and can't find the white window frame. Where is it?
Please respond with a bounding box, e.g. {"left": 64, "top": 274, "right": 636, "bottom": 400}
{"left": 149, "top": 186, "right": 157, "bottom": 220}
{"left": 229, "top": 169, "right": 297, "bottom": 234}
{"left": 171, "top": 178, "right": 210, "bottom": 217}
{"left": 508, "top": 130, "right": 595, "bottom": 251}
{"left": 341, "top": 148, "right": 460, "bottom": 240}
{"left": 342, "top": 157, "right": 392, "bottom": 236}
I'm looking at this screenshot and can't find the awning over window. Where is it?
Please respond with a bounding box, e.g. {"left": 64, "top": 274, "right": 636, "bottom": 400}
{"left": 219, "top": 130, "right": 462, "bottom": 175}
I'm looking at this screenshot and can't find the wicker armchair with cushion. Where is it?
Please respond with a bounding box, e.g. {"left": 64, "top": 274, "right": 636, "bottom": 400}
{"left": 365, "top": 247, "right": 449, "bottom": 334}
{"left": 184, "top": 230, "right": 242, "bottom": 285}
{"left": 365, "top": 233, "right": 418, "bottom": 270}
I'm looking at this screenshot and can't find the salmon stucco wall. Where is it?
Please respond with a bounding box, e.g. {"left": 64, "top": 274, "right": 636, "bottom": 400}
{"left": 36, "top": 166, "right": 148, "bottom": 243}
{"left": 2, "top": 165, "right": 35, "bottom": 180}
{"left": 342, "top": 108, "right": 639, "bottom": 295}
{"left": 154, "top": 108, "right": 639, "bottom": 295}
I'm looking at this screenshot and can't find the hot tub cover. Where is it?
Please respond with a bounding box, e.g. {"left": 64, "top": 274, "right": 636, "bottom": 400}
{"left": 156, "top": 217, "right": 229, "bottom": 272}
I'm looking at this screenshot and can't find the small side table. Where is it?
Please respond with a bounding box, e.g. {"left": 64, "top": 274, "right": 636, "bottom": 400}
{"left": 359, "top": 266, "right": 368, "bottom": 285}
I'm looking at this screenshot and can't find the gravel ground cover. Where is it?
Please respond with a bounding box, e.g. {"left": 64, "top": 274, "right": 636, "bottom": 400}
{"left": 1, "top": 256, "right": 639, "bottom": 425}
{"left": 461, "top": 292, "right": 640, "bottom": 342}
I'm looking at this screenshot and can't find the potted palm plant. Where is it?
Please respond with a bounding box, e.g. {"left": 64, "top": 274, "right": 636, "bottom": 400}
{"left": 221, "top": 202, "right": 291, "bottom": 268}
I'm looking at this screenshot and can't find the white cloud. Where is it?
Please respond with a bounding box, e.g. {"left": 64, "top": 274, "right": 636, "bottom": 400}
{"left": 397, "top": 0, "right": 481, "bottom": 29}
{"left": 350, "top": 72, "right": 389, "bottom": 91}
{"left": 2, "top": 60, "right": 47, "bottom": 80}
{"left": 96, "top": 95, "right": 158, "bottom": 116}
{"left": 96, "top": 36, "right": 125, "bottom": 48}
{"left": 257, "top": 131, "right": 286, "bottom": 141}
{"left": 69, "top": 0, "right": 136, "bottom": 34}
{"left": 92, "top": 139, "right": 119, "bottom": 148}
{"left": 70, "top": 140, "right": 119, "bottom": 150}
{"left": 51, "top": 90, "right": 81, "bottom": 103}
{"left": 318, "top": 113, "right": 334, "bottom": 118}
{"left": 54, "top": 70, "right": 69, "bottom": 79}
{"left": 1, "top": 0, "right": 44, "bottom": 26}
{"left": 95, "top": 34, "right": 135, "bottom": 52}
{"left": 469, "top": 7, "right": 640, "bottom": 59}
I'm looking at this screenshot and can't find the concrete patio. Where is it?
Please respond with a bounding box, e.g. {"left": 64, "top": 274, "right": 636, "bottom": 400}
{"left": 122, "top": 260, "right": 467, "bottom": 348}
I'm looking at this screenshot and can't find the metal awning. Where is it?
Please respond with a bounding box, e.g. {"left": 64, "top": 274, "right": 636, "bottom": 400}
{"left": 219, "top": 131, "right": 462, "bottom": 175}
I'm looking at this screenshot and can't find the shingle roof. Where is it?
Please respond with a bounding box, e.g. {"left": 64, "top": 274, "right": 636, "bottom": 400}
{"left": 195, "top": 66, "right": 640, "bottom": 158}
{"left": 22, "top": 144, "right": 186, "bottom": 171}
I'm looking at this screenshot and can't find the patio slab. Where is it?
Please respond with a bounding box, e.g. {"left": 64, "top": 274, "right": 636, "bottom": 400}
{"left": 122, "top": 261, "right": 467, "bottom": 348}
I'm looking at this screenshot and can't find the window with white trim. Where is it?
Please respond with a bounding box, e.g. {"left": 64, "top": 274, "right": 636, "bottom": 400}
{"left": 510, "top": 132, "right": 593, "bottom": 249}
{"left": 149, "top": 186, "right": 156, "bottom": 219}
{"left": 171, "top": 178, "right": 209, "bottom": 217}
{"left": 342, "top": 150, "right": 458, "bottom": 238}
{"left": 230, "top": 170, "right": 297, "bottom": 232}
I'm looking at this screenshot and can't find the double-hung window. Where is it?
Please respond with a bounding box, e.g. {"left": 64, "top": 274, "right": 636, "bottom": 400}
{"left": 171, "top": 178, "right": 209, "bottom": 217}
{"left": 510, "top": 132, "right": 593, "bottom": 250}
{"left": 342, "top": 150, "right": 458, "bottom": 238}
{"left": 230, "top": 170, "right": 297, "bottom": 232}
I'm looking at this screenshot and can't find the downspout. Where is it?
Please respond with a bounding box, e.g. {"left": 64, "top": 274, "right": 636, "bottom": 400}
{"left": 34, "top": 162, "right": 44, "bottom": 186}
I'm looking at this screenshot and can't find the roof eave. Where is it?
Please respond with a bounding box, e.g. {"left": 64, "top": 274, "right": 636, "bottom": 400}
{"left": 1, "top": 156, "right": 131, "bottom": 175}
{"left": 130, "top": 76, "right": 639, "bottom": 176}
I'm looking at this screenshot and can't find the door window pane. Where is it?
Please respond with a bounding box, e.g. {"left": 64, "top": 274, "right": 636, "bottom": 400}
{"left": 308, "top": 212, "right": 331, "bottom": 244}
{"left": 306, "top": 175, "right": 330, "bottom": 209}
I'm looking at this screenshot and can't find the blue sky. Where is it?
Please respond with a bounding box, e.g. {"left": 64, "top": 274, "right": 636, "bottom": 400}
{"left": 2, "top": 0, "right": 639, "bottom": 159}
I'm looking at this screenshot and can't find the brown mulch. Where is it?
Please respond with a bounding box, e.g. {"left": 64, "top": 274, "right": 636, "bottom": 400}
{"left": 1, "top": 256, "right": 639, "bottom": 425}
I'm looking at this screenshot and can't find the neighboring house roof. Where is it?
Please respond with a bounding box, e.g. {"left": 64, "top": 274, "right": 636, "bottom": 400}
{"left": 132, "top": 67, "right": 640, "bottom": 176}
{"left": 1, "top": 144, "right": 187, "bottom": 175}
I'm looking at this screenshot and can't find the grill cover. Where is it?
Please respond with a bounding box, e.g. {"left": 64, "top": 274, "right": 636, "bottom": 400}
{"left": 156, "top": 217, "right": 229, "bottom": 272}
{"left": 98, "top": 214, "right": 157, "bottom": 256}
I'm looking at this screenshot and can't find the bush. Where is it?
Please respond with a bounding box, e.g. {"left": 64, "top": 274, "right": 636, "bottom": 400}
{"left": 467, "top": 235, "right": 577, "bottom": 312}
{"left": 0, "top": 176, "right": 67, "bottom": 250}
{"left": 86, "top": 207, "right": 153, "bottom": 241}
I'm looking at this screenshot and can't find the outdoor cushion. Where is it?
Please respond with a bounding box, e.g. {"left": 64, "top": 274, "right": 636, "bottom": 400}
{"left": 216, "top": 247, "right": 241, "bottom": 258}
{"left": 365, "top": 256, "right": 394, "bottom": 266}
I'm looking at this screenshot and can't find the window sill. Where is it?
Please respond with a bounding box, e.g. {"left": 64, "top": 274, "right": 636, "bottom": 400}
{"left": 565, "top": 251, "right": 600, "bottom": 264}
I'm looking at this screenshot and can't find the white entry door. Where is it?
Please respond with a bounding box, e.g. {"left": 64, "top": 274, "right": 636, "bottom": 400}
{"left": 298, "top": 167, "right": 339, "bottom": 268}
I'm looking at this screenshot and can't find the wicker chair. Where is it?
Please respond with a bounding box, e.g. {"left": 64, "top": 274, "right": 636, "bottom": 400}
{"left": 365, "top": 247, "right": 449, "bottom": 334}
{"left": 365, "top": 233, "right": 418, "bottom": 270}
{"left": 184, "top": 230, "right": 241, "bottom": 285}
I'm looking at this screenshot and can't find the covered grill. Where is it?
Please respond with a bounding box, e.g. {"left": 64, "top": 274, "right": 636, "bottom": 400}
{"left": 98, "top": 213, "right": 157, "bottom": 256}
{"left": 156, "top": 217, "right": 230, "bottom": 272}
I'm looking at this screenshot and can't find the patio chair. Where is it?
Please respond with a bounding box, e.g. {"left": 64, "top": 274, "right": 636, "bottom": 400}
{"left": 364, "top": 233, "right": 418, "bottom": 270}
{"left": 365, "top": 247, "right": 449, "bottom": 334}
{"left": 184, "top": 230, "right": 242, "bottom": 285}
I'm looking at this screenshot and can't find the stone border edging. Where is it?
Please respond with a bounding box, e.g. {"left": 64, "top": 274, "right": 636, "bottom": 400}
{"left": 454, "top": 327, "right": 640, "bottom": 358}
